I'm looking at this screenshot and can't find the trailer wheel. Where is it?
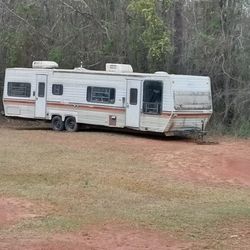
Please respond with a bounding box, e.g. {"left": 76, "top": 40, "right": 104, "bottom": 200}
{"left": 52, "top": 116, "right": 65, "bottom": 131}
{"left": 65, "top": 116, "right": 78, "bottom": 132}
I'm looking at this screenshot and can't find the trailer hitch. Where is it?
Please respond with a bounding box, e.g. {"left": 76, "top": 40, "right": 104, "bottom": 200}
{"left": 193, "top": 121, "right": 219, "bottom": 145}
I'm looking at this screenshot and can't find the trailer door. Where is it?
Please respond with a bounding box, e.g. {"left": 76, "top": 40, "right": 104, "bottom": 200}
{"left": 126, "top": 80, "right": 141, "bottom": 128}
{"left": 35, "top": 74, "right": 47, "bottom": 118}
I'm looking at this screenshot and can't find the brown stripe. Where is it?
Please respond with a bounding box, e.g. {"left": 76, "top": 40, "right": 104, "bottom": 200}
{"left": 3, "top": 99, "right": 35, "bottom": 106}
{"left": 47, "top": 102, "right": 125, "bottom": 113}
{"left": 161, "top": 112, "right": 211, "bottom": 119}
{"left": 161, "top": 112, "right": 172, "bottom": 116}
{"left": 4, "top": 98, "right": 35, "bottom": 103}
{"left": 174, "top": 115, "right": 211, "bottom": 118}
{"left": 173, "top": 116, "right": 210, "bottom": 119}
{"left": 3, "top": 99, "right": 212, "bottom": 117}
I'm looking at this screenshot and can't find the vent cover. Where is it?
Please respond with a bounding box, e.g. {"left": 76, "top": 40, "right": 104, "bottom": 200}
{"left": 106, "top": 63, "right": 133, "bottom": 73}
{"left": 32, "top": 61, "right": 59, "bottom": 69}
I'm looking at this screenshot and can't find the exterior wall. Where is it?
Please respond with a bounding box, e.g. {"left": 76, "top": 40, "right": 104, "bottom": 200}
{"left": 3, "top": 69, "right": 38, "bottom": 118}
{"left": 77, "top": 109, "right": 125, "bottom": 127}
{"left": 2, "top": 68, "right": 213, "bottom": 135}
{"left": 48, "top": 72, "right": 127, "bottom": 107}
{"left": 164, "top": 75, "right": 213, "bottom": 134}
{"left": 3, "top": 99, "right": 35, "bottom": 118}
{"left": 47, "top": 103, "right": 126, "bottom": 128}
{"left": 165, "top": 113, "right": 212, "bottom": 132}
{"left": 46, "top": 72, "right": 127, "bottom": 128}
{"left": 162, "top": 77, "right": 174, "bottom": 112}
{"left": 171, "top": 74, "right": 212, "bottom": 112}
{"left": 140, "top": 76, "right": 172, "bottom": 133}
{"left": 140, "top": 114, "right": 170, "bottom": 132}
{"left": 0, "top": 73, "right": 4, "bottom": 113}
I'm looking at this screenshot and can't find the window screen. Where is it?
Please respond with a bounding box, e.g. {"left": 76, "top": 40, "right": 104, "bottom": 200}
{"left": 52, "top": 84, "right": 63, "bottom": 95}
{"left": 38, "top": 82, "right": 45, "bottom": 97}
{"left": 87, "top": 87, "right": 115, "bottom": 104}
{"left": 7, "top": 82, "right": 31, "bottom": 98}
{"left": 130, "top": 88, "right": 138, "bottom": 105}
{"left": 174, "top": 91, "right": 212, "bottom": 110}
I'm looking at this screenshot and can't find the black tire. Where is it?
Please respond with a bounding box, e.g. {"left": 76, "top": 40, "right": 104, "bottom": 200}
{"left": 65, "top": 116, "right": 78, "bottom": 132}
{"left": 52, "top": 116, "right": 65, "bottom": 131}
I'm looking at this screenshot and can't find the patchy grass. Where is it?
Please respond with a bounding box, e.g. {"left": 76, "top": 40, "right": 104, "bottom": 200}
{"left": 0, "top": 127, "right": 250, "bottom": 247}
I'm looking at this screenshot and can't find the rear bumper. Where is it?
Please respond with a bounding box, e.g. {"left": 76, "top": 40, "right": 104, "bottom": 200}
{"left": 165, "top": 127, "right": 207, "bottom": 137}
{"left": 164, "top": 112, "right": 212, "bottom": 134}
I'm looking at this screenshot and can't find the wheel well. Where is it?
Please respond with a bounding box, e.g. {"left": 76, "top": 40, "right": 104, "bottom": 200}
{"left": 51, "top": 115, "right": 76, "bottom": 122}
{"left": 52, "top": 115, "right": 61, "bottom": 119}
{"left": 65, "top": 116, "right": 76, "bottom": 121}
{"left": 51, "top": 115, "right": 63, "bottom": 121}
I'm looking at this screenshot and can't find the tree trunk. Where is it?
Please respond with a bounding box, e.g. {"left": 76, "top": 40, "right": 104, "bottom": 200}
{"left": 172, "top": 0, "right": 184, "bottom": 74}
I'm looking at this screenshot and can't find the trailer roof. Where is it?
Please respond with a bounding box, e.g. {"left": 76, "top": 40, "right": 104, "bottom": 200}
{"left": 55, "top": 68, "right": 156, "bottom": 77}
{"left": 6, "top": 67, "right": 210, "bottom": 80}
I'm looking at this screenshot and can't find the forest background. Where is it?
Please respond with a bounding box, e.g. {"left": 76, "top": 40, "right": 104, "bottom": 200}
{"left": 0, "top": 0, "right": 249, "bottom": 136}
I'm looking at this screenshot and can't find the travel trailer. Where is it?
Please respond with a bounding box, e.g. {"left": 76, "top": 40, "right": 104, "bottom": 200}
{"left": 2, "top": 61, "right": 213, "bottom": 136}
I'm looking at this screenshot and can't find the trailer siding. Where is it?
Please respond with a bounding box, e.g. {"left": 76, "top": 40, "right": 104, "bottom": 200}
{"left": 140, "top": 114, "right": 170, "bottom": 132}
{"left": 3, "top": 67, "right": 213, "bottom": 135}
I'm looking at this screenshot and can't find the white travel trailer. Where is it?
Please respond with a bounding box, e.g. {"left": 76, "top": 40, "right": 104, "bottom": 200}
{"left": 2, "top": 61, "right": 213, "bottom": 135}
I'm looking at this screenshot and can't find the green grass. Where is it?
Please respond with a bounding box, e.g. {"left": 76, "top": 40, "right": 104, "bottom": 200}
{"left": 0, "top": 128, "right": 250, "bottom": 245}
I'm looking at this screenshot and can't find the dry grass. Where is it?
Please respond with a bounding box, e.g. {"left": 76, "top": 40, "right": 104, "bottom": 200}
{"left": 0, "top": 127, "right": 250, "bottom": 248}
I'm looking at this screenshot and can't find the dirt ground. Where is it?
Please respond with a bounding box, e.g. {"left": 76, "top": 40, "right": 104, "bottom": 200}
{"left": 0, "top": 195, "right": 197, "bottom": 250}
{"left": 0, "top": 223, "right": 195, "bottom": 250}
{"left": 0, "top": 197, "right": 48, "bottom": 226}
{"left": 149, "top": 137, "right": 250, "bottom": 187}
{"left": 0, "top": 121, "right": 249, "bottom": 249}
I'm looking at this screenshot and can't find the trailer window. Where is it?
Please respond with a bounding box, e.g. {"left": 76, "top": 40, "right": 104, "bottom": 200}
{"left": 7, "top": 82, "right": 31, "bottom": 98}
{"left": 87, "top": 87, "right": 115, "bottom": 104}
{"left": 38, "top": 82, "right": 45, "bottom": 97}
{"left": 130, "top": 88, "right": 138, "bottom": 105}
{"left": 174, "top": 91, "right": 212, "bottom": 110}
{"left": 143, "top": 80, "right": 163, "bottom": 115}
{"left": 52, "top": 84, "right": 63, "bottom": 95}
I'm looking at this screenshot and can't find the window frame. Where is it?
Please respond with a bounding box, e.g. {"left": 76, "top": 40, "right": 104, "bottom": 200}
{"left": 38, "top": 82, "right": 45, "bottom": 98}
{"left": 174, "top": 91, "right": 212, "bottom": 111}
{"left": 87, "top": 86, "right": 116, "bottom": 104}
{"left": 130, "top": 88, "right": 138, "bottom": 105}
{"left": 142, "top": 80, "right": 163, "bottom": 115}
{"left": 7, "top": 82, "right": 31, "bottom": 98}
{"left": 52, "top": 84, "right": 63, "bottom": 96}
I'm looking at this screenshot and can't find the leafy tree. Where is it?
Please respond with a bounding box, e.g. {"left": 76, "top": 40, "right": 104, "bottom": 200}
{"left": 0, "top": 0, "right": 250, "bottom": 135}
{"left": 128, "top": 0, "right": 172, "bottom": 72}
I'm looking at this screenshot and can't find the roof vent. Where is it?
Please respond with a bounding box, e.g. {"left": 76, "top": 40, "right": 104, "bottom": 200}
{"left": 74, "top": 67, "right": 88, "bottom": 71}
{"left": 106, "top": 63, "right": 133, "bottom": 73}
{"left": 32, "top": 61, "right": 59, "bottom": 69}
{"left": 74, "top": 61, "right": 88, "bottom": 71}
{"left": 154, "top": 71, "right": 169, "bottom": 76}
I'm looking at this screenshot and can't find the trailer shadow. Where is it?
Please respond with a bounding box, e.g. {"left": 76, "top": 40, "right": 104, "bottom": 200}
{"left": 83, "top": 126, "right": 192, "bottom": 142}
{"left": 14, "top": 127, "right": 51, "bottom": 131}
{"left": 12, "top": 124, "right": 193, "bottom": 143}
